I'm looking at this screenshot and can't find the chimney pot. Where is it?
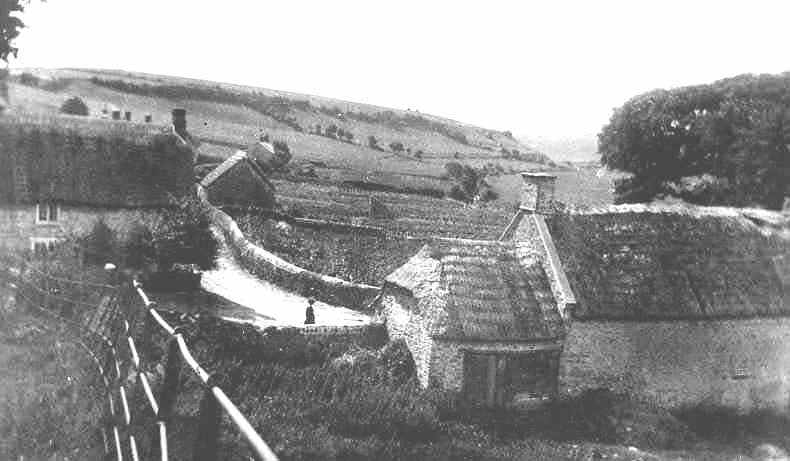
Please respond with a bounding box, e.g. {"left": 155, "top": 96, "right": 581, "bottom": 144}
{"left": 172, "top": 108, "right": 187, "bottom": 136}
{"left": 124, "top": 111, "right": 132, "bottom": 121}
{"left": 111, "top": 110, "right": 121, "bottom": 120}
{"left": 519, "top": 172, "right": 557, "bottom": 214}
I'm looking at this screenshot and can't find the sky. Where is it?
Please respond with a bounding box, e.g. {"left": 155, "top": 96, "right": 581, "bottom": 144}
{"left": 9, "top": 0, "right": 790, "bottom": 140}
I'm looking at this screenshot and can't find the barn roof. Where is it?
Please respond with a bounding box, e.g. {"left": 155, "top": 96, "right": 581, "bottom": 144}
{"left": 385, "top": 238, "right": 564, "bottom": 341}
{"left": 547, "top": 204, "right": 790, "bottom": 320}
{"left": 199, "top": 150, "right": 274, "bottom": 189}
{"left": 0, "top": 112, "right": 195, "bottom": 207}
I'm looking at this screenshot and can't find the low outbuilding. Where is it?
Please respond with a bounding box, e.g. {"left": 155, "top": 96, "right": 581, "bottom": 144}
{"left": 378, "top": 238, "right": 565, "bottom": 407}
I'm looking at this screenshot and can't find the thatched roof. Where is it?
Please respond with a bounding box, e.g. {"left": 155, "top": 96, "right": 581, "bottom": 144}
{"left": 385, "top": 238, "right": 564, "bottom": 341}
{"left": 547, "top": 204, "right": 790, "bottom": 320}
{"left": 0, "top": 112, "right": 195, "bottom": 207}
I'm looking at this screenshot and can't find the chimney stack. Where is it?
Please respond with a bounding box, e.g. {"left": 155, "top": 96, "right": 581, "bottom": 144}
{"left": 111, "top": 110, "right": 121, "bottom": 121}
{"left": 172, "top": 108, "right": 187, "bottom": 136}
{"left": 520, "top": 172, "right": 556, "bottom": 214}
{"left": 124, "top": 111, "right": 132, "bottom": 121}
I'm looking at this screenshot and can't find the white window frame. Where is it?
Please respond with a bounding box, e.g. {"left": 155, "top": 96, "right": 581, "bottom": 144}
{"left": 30, "top": 237, "right": 61, "bottom": 253}
{"left": 35, "top": 202, "right": 61, "bottom": 224}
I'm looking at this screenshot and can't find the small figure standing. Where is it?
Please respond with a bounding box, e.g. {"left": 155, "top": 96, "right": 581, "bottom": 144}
{"left": 304, "top": 297, "right": 316, "bottom": 325}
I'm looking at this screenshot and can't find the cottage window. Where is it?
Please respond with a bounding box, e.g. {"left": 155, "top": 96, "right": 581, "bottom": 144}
{"left": 30, "top": 237, "right": 60, "bottom": 255}
{"left": 36, "top": 202, "right": 60, "bottom": 224}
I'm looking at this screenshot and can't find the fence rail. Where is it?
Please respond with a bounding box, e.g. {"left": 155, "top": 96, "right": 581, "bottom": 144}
{"left": 1, "top": 257, "right": 279, "bottom": 461}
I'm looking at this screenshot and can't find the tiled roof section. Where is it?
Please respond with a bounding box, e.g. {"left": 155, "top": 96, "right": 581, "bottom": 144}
{"left": 386, "top": 238, "right": 564, "bottom": 341}
{"left": 200, "top": 151, "right": 248, "bottom": 187}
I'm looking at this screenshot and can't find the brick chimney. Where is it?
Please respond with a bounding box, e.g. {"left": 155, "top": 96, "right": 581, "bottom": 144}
{"left": 520, "top": 172, "right": 556, "bottom": 214}
{"left": 172, "top": 108, "right": 187, "bottom": 137}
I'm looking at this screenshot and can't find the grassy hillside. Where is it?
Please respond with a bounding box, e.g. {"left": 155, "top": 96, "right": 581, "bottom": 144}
{"left": 9, "top": 68, "right": 551, "bottom": 172}
{"left": 7, "top": 68, "right": 616, "bottom": 210}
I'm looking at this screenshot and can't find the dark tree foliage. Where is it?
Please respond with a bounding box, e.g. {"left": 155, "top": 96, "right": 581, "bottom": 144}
{"left": 599, "top": 72, "right": 790, "bottom": 209}
{"left": 367, "top": 135, "right": 379, "bottom": 149}
{"left": 60, "top": 96, "right": 90, "bottom": 116}
{"left": 389, "top": 141, "right": 405, "bottom": 153}
{"left": 444, "top": 161, "right": 489, "bottom": 203}
{"left": 81, "top": 218, "right": 116, "bottom": 265}
{"left": 0, "top": 0, "right": 25, "bottom": 62}
{"left": 124, "top": 198, "right": 218, "bottom": 271}
{"left": 18, "top": 71, "right": 38, "bottom": 86}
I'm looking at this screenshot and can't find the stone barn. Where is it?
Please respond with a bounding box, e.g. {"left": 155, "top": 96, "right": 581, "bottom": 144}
{"left": 199, "top": 150, "right": 276, "bottom": 209}
{"left": 378, "top": 238, "right": 566, "bottom": 407}
{"left": 503, "top": 171, "right": 790, "bottom": 414}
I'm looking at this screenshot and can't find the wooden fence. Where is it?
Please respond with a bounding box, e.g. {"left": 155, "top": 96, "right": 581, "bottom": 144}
{"left": 1, "top": 255, "right": 279, "bottom": 461}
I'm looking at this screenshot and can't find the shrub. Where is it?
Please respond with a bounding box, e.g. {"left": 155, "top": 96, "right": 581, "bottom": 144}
{"left": 122, "top": 197, "right": 218, "bottom": 273}
{"left": 19, "top": 72, "right": 39, "bottom": 87}
{"left": 272, "top": 140, "right": 290, "bottom": 156}
{"left": 367, "top": 135, "right": 379, "bottom": 149}
{"left": 81, "top": 218, "right": 116, "bottom": 265}
{"left": 59, "top": 96, "right": 89, "bottom": 116}
{"left": 389, "top": 141, "right": 405, "bottom": 153}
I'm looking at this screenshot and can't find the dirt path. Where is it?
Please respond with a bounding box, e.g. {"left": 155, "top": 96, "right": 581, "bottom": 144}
{"left": 200, "top": 232, "right": 372, "bottom": 328}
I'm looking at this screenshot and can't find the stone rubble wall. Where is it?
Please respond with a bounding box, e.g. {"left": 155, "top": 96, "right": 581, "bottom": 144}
{"left": 379, "top": 288, "right": 435, "bottom": 387}
{"left": 562, "top": 318, "right": 790, "bottom": 414}
{"left": 198, "top": 186, "right": 381, "bottom": 310}
{"left": 0, "top": 203, "right": 163, "bottom": 252}
{"left": 298, "top": 322, "right": 387, "bottom": 343}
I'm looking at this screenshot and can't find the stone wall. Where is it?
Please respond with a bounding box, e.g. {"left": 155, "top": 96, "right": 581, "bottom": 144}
{"left": 199, "top": 186, "right": 381, "bottom": 309}
{"left": 562, "top": 318, "right": 790, "bottom": 413}
{"left": 379, "top": 288, "right": 436, "bottom": 387}
{"left": 0, "top": 203, "right": 163, "bottom": 252}
{"left": 299, "top": 322, "right": 387, "bottom": 344}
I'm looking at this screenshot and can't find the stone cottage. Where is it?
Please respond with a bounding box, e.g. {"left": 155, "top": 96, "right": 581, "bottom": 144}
{"left": 0, "top": 109, "right": 196, "bottom": 252}
{"left": 378, "top": 238, "right": 566, "bottom": 407}
{"left": 503, "top": 172, "right": 790, "bottom": 414}
{"left": 199, "top": 149, "right": 276, "bottom": 209}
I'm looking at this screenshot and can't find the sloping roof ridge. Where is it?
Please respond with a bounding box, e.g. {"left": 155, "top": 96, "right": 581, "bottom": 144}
{"left": 575, "top": 202, "right": 786, "bottom": 219}
{"left": 200, "top": 150, "right": 248, "bottom": 187}
{"left": 430, "top": 236, "right": 508, "bottom": 246}
{"left": 1, "top": 110, "right": 166, "bottom": 140}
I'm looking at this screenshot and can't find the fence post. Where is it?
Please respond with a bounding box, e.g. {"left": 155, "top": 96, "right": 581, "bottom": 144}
{"left": 140, "top": 301, "right": 156, "bottom": 360}
{"left": 193, "top": 387, "right": 222, "bottom": 461}
{"left": 159, "top": 335, "right": 182, "bottom": 416}
{"left": 150, "top": 334, "right": 182, "bottom": 460}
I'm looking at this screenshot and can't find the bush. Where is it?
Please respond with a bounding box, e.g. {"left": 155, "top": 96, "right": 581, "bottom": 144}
{"left": 59, "top": 96, "right": 89, "bottom": 116}
{"left": 122, "top": 197, "right": 218, "bottom": 273}
{"left": 389, "top": 141, "right": 405, "bottom": 153}
{"left": 367, "top": 135, "right": 379, "bottom": 150}
{"left": 81, "top": 218, "right": 116, "bottom": 265}
{"left": 19, "top": 72, "right": 39, "bottom": 87}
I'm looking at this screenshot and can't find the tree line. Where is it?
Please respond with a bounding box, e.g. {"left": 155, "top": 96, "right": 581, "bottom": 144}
{"left": 599, "top": 72, "right": 790, "bottom": 209}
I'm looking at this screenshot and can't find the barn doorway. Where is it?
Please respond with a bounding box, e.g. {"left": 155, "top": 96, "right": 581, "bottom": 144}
{"left": 463, "top": 350, "right": 559, "bottom": 407}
